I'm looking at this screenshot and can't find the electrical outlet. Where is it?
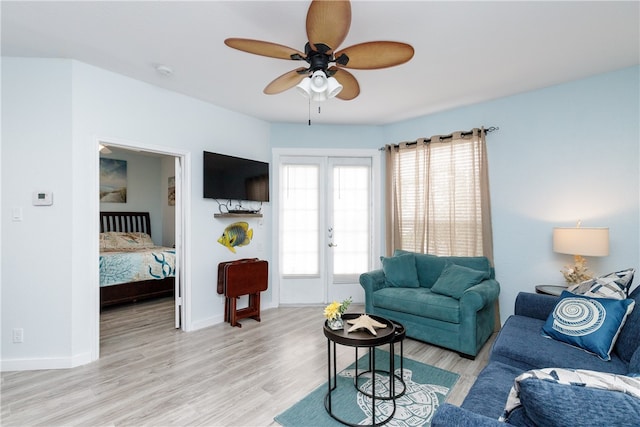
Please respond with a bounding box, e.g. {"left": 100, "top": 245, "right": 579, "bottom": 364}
{"left": 13, "top": 328, "right": 24, "bottom": 343}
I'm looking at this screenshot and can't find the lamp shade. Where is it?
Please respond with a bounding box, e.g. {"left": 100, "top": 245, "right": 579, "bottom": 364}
{"left": 326, "top": 76, "right": 343, "bottom": 98}
{"left": 295, "top": 77, "right": 312, "bottom": 97}
{"left": 310, "top": 70, "right": 328, "bottom": 93}
{"left": 553, "top": 227, "right": 609, "bottom": 256}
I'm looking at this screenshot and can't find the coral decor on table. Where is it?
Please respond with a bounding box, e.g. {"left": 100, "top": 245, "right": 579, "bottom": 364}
{"left": 561, "top": 256, "right": 593, "bottom": 284}
{"left": 323, "top": 297, "right": 352, "bottom": 330}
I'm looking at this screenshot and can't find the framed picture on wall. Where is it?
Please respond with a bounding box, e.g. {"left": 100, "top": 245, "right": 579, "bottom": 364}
{"left": 100, "top": 158, "right": 127, "bottom": 203}
{"left": 168, "top": 176, "right": 175, "bottom": 206}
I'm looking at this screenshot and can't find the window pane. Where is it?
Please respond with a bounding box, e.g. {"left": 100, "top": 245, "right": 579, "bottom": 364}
{"left": 281, "top": 164, "right": 319, "bottom": 275}
{"left": 332, "top": 165, "right": 370, "bottom": 279}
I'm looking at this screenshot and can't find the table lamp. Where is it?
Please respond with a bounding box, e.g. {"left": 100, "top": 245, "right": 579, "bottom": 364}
{"left": 553, "top": 221, "right": 609, "bottom": 284}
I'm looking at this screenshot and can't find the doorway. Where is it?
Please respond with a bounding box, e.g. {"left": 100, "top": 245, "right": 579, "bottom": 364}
{"left": 273, "top": 149, "right": 380, "bottom": 305}
{"left": 94, "top": 138, "right": 190, "bottom": 359}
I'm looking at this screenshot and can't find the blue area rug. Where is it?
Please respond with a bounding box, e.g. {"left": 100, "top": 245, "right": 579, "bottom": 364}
{"left": 275, "top": 349, "right": 459, "bottom": 427}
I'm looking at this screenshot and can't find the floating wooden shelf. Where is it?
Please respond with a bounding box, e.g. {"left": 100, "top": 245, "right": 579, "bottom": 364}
{"left": 214, "top": 213, "right": 263, "bottom": 218}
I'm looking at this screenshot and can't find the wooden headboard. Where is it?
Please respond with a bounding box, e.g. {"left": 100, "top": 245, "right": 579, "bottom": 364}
{"left": 100, "top": 212, "right": 152, "bottom": 236}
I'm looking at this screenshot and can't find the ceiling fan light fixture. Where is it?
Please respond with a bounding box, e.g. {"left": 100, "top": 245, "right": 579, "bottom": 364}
{"left": 310, "top": 70, "right": 328, "bottom": 93}
{"left": 295, "top": 76, "right": 312, "bottom": 97}
{"left": 311, "top": 91, "right": 328, "bottom": 102}
{"left": 326, "top": 76, "right": 343, "bottom": 98}
{"left": 296, "top": 70, "right": 342, "bottom": 101}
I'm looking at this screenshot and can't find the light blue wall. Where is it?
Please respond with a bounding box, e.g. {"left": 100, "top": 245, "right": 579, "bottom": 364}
{"left": 271, "top": 123, "right": 386, "bottom": 149}
{"left": 71, "top": 60, "right": 274, "bottom": 335}
{"left": 273, "top": 66, "right": 640, "bottom": 322}
{"left": 2, "top": 58, "right": 273, "bottom": 370}
{"left": 1, "top": 59, "right": 74, "bottom": 364}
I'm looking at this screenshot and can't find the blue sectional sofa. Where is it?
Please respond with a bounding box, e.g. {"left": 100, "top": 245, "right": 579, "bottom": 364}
{"left": 432, "top": 285, "right": 640, "bottom": 426}
{"left": 359, "top": 250, "right": 500, "bottom": 358}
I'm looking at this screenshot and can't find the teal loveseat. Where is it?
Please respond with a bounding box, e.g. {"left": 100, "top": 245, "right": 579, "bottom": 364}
{"left": 359, "top": 250, "right": 500, "bottom": 358}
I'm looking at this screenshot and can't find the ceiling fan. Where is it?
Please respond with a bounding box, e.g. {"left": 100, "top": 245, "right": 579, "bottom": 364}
{"left": 224, "top": 0, "right": 414, "bottom": 101}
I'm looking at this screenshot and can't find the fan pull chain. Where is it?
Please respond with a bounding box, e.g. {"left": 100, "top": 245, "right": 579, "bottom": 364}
{"left": 306, "top": 102, "right": 323, "bottom": 126}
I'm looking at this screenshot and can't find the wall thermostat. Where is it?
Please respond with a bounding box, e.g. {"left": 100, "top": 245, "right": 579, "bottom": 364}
{"left": 32, "top": 191, "right": 53, "bottom": 206}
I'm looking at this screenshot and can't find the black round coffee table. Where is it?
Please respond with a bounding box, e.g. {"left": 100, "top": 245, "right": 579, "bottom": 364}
{"left": 323, "top": 313, "right": 400, "bottom": 426}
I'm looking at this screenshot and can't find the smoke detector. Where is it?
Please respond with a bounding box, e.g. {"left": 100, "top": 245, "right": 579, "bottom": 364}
{"left": 155, "top": 64, "right": 173, "bottom": 77}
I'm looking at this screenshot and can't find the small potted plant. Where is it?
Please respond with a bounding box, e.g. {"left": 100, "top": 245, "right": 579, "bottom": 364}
{"left": 324, "top": 297, "right": 352, "bottom": 330}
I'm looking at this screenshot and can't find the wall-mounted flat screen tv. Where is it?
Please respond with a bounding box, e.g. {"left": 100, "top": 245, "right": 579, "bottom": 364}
{"left": 203, "top": 151, "right": 270, "bottom": 202}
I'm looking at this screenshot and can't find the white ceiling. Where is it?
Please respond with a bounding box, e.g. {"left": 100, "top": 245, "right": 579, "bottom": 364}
{"left": 2, "top": 1, "right": 638, "bottom": 125}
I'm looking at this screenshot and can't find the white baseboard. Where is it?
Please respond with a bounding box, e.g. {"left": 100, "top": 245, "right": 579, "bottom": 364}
{"left": 262, "top": 301, "right": 278, "bottom": 310}
{"left": 188, "top": 301, "right": 279, "bottom": 331}
{"left": 189, "top": 314, "right": 224, "bottom": 331}
{"left": 1, "top": 351, "right": 93, "bottom": 372}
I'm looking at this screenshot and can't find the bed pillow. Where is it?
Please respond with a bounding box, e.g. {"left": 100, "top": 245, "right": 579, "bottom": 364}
{"left": 430, "top": 262, "right": 489, "bottom": 299}
{"left": 380, "top": 253, "right": 419, "bottom": 288}
{"left": 100, "top": 231, "right": 156, "bottom": 250}
{"left": 568, "top": 268, "right": 636, "bottom": 300}
{"left": 541, "top": 291, "right": 635, "bottom": 361}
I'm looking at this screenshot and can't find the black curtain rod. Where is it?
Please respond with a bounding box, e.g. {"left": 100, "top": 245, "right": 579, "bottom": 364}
{"left": 380, "top": 126, "right": 499, "bottom": 151}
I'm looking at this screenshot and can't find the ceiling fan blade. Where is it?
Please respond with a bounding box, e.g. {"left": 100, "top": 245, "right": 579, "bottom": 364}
{"left": 335, "top": 41, "right": 414, "bottom": 69}
{"left": 306, "top": 0, "right": 351, "bottom": 53}
{"left": 264, "top": 68, "right": 308, "bottom": 94}
{"left": 225, "top": 38, "right": 305, "bottom": 60}
{"left": 329, "top": 67, "right": 360, "bottom": 100}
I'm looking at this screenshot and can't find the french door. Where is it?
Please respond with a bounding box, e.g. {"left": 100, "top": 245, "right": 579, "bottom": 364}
{"left": 277, "top": 154, "right": 374, "bottom": 304}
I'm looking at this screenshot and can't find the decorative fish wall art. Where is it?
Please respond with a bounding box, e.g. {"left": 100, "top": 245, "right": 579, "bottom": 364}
{"left": 218, "top": 221, "right": 254, "bottom": 253}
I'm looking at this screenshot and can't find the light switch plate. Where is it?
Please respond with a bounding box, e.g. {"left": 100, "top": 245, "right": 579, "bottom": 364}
{"left": 11, "top": 207, "right": 23, "bottom": 221}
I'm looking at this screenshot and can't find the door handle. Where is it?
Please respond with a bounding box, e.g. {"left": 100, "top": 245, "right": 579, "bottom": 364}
{"left": 328, "top": 243, "right": 338, "bottom": 247}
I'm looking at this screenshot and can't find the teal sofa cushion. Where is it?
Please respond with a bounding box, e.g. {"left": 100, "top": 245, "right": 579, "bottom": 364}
{"left": 373, "top": 287, "right": 461, "bottom": 324}
{"left": 380, "top": 253, "right": 419, "bottom": 288}
{"left": 393, "top": 249, "right": 491, "bottom": 287}
{"left": 430, "top": 262, "right": 489, "bottom": 299}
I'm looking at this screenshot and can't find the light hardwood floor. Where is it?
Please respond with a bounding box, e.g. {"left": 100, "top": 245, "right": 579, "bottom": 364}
{"left": 1, "top": 298, "right": 495, "bottom": 426}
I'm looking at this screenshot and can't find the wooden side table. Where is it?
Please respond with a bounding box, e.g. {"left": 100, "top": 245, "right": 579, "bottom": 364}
{"left": 535, "top": 284, "right": 568, "bottom": 296}
{"left": 217, "top": 259, "right": 268, "bottom": 327}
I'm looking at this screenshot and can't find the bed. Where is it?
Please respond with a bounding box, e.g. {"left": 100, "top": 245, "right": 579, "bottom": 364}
{"left": 99, "top": 212, "right": 175, "bottom": 308}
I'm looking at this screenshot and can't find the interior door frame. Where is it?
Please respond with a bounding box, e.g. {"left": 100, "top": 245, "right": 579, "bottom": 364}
{"left": 271, "top": 148, "right": 381, "bottom": 305}
{"left": 91, "top": 136, "right": 191, "bottom": 360}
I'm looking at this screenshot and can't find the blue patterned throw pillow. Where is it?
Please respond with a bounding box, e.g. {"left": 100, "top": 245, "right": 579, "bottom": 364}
{"left": 568, "top": 268, "right": 636, "bottom": 300}
{"left": 542, "top": 291, "right": 635, "bottom": 361}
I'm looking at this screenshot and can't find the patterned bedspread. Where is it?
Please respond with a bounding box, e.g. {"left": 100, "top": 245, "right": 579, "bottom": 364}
{"left": 99, "top": 247, "right": 176, "bottom": 287}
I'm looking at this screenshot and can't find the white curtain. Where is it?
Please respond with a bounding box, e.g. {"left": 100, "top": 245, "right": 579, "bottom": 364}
{"left": 385, "top": 128, "right": 494, "bottom": 264}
